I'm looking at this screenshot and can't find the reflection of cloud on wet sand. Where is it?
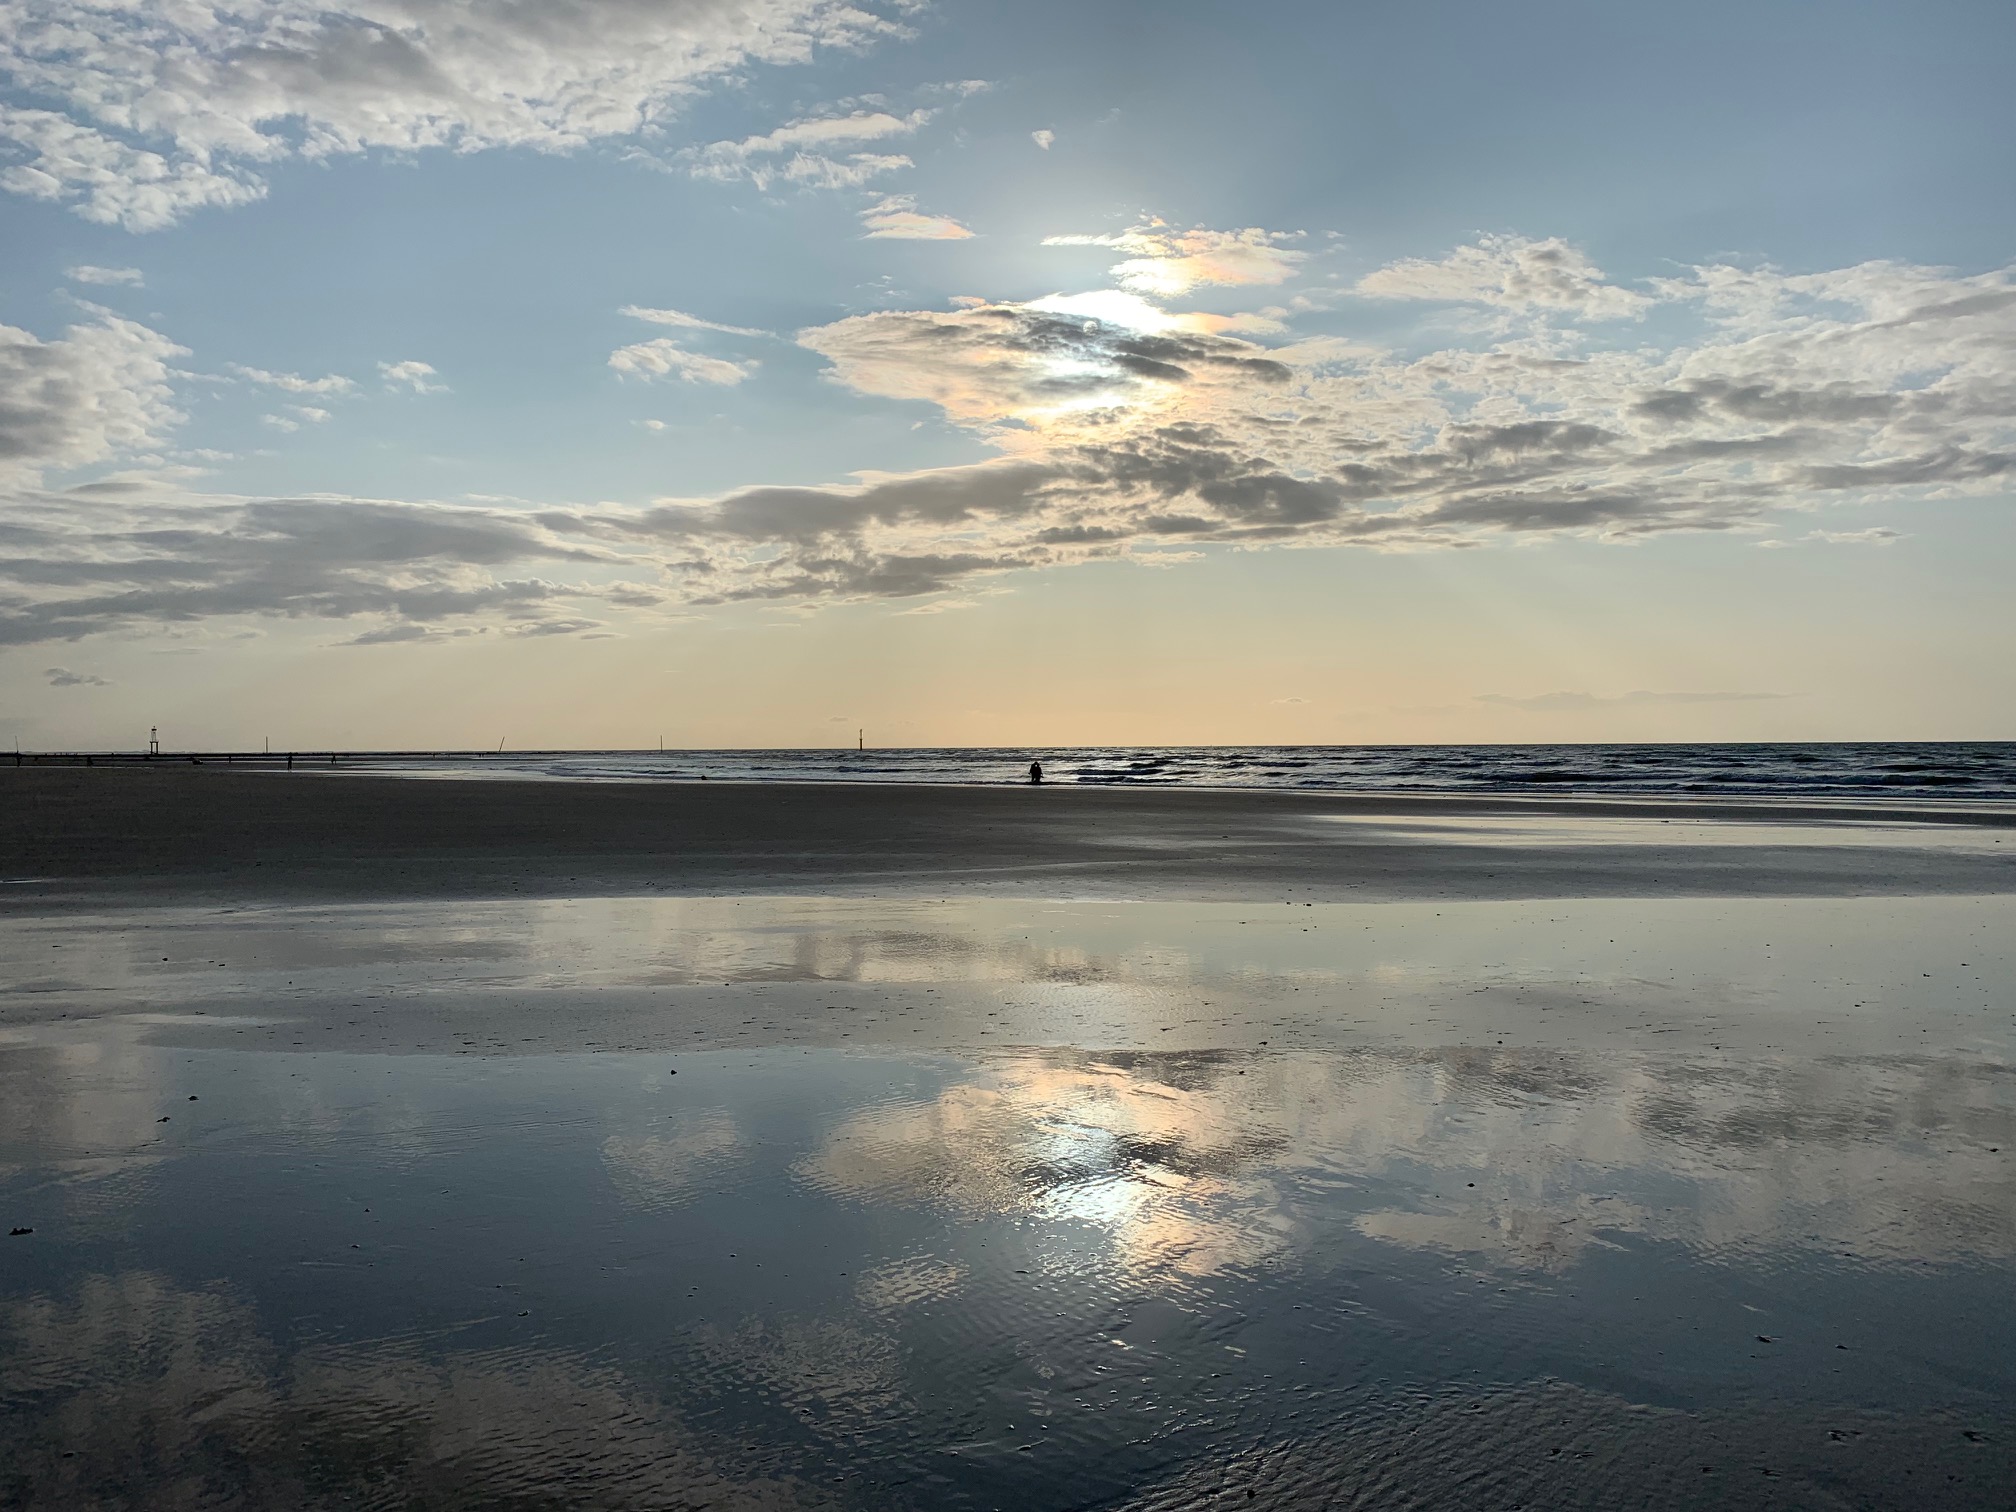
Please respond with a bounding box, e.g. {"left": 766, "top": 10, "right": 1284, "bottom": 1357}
{"left": 0, "top": 1035, "right": 178, "bottom": 1186}
{"left": 853, "top": 1255, "right": 965, "bottom": 1312}
{"left": 690, "top": 1316, "right": 913, "bottom": 1440}
{"left": 799, "top": 1047, "right": 2016, "bottom": 1281}
{"left": 601, "top": 1110, "right": 742, "bottom": 1211}
{"left": 1354, "top": 1204, "right": 1610, "bottom": 1273}
{"left": 0, "top": 1272, "right": 840, "bottom": 1511}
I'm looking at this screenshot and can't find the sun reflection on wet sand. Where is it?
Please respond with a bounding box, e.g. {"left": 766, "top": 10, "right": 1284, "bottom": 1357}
{"left": 4, "top": 889, "right": 2014, "bottom": 1508}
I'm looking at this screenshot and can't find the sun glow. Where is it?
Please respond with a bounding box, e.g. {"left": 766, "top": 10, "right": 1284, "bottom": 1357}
{"left": 1025, "top": 289, "right": 1181, "bottom": 333}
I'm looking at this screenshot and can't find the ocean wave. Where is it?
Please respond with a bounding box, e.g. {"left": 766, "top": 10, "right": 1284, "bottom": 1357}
{"left": 344, "top": 743, "right": 2016, "bottom": 802}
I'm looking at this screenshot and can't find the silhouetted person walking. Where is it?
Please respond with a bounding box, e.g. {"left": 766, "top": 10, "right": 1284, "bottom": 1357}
{"left": 1028, "top": 760, "right": 1043, "bottom": 785}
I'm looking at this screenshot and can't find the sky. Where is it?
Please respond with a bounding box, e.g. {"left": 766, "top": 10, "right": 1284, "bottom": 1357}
{"left": 1, "top": 0, "right": 2012, "bottom": 751}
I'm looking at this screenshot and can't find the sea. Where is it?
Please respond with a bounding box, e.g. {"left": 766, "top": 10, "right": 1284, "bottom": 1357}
{"left": 342, "top": 741, "right": 2016, "bottom": 801}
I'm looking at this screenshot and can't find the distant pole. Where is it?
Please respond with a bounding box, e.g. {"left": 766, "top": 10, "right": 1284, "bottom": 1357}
{"left": 858, "top": 728, "right": 864, "bottom": 751}
{"left": 148, "top": 726, "right": 159, "bottom": 757}
{"left": 497, "top": 735, "right": 506, "bottom": 753}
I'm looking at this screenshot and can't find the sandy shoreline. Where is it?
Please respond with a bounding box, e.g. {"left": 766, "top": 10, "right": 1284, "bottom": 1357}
{"left": 4, "top": 766, "right": 2013, "bottom": 909}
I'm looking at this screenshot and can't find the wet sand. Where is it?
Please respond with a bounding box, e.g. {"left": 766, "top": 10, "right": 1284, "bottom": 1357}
{"left": 3, "top": 769, "right": 2014, "bottom": 1509}
{"left": 5, "top": 765, "right": 2014, "bottom": 906}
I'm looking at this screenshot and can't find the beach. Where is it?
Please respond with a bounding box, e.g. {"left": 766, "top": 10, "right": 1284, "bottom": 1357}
{"left": 7, "top": 764, "right": 2014, "bottom": 906}
{"left": 4, "top": 768, "right": 2014, "bottom": 1508}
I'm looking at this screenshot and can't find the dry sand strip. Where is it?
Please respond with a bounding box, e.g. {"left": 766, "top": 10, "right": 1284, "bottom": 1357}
{"left": 3, "top": 766, "right": 2012, "bottom": 908}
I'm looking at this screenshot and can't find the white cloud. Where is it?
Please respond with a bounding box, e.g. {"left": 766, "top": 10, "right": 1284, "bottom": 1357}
{"left": 257, "top": 401, "right": 333, "bottom": 431}
{"left": 378, "top": 359, "right": 445, "bottom": 393}
{"left": 859, "top": 195, "right": 974, "bottom": 240}
{"left": 1357, "top": 234, "right": 1651, "bottom": 321}
{"left": 1043, "top": 221, "right": 1306, "bottom": 296}
{"left": 64, "top": 265, "right": 144, "bottom": 287}
{"left": 611, "top": 306, "right": 762, "bottom": 386}
{"left": 699, "top": 109, "right": 929, "bottom": 158}
{"left": 0, "top": 313, "right": 184, "bottom": 478}
{"left": 683, "top": 108, "right": 928, "bottom": 191}
{"left": 0, "top": 0, "right": 907, "bottom": 229}
{"left": 232, "top": 364, "right": 353, "bottom": 394}
{"left": 1757, "top": 527, "right": 1905, "bottom": 549}
{"left": 609, "top": 338, "right": 753, "bottom": 386}
{"left": 1031, "top": 129, "right": 1054, "bottom": 150}
{"left": 618, "top": 306, "right": 768, "bottom": 338}
{"left": 0, "top": 105, "right": 264, "bottom": 230}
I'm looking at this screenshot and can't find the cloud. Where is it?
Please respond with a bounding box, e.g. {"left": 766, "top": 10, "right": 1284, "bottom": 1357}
{"left": 618, "top": 306, "right": 768, "bottom": 338}
{"left": 1475, "top": 690, "right": 1792, "bottom": 712}
{"left": 378, "top": 360, "right": 444, "bottom": 393}
{"left": 1, "top": 241, "right": 2010, "bottom": 644}
{"left": 0, "top": 104, "right": 264, "bottom": 229}
{"left": 796, "top": 300, "right": 1291, "bottom": 425}
{"left": 608, "top": 339, "right": 754, "bottom": 386}
{"left": 0, "top": 313, "right": 183, "bottom": 477}
{"left": 1042, "top": 221, "right": 1306, "bottom": 296}
{"left": 0, "top": 491, "right": 620, "bottom": 646}
{"left": 1757, "top": 526, "right": 1905, "bottom": 548}
{"left": 1031, "top": 129, "right": 1054, "bottom": 150}
{"left": 261, "top": 404, "right": 332, "bottom": 431}
{"left": 1357, "top": 234, "right": 1651, "bottom": 321}
{"left": 505, "top": 616, "right": 607, "bottom": 637}
{"left": 859, "top": 195, "right": 974, "bottom": 240}
{"left": 65, "top": 264, "right": 143, "bottom": 287}
{"left": 44, "top": 665, "right": 108, "bottom": 685}
{"left": 341, "top": 622, "right": 485, "bottom": 646}
{"left": 0, "top": 0, "right": 907, "bottom": 229}
{"left": 683, "top": 109, "right": 927, "bottom": 191}
{"left": 232, "top": 365, "right": 353, "bottom": 394}
{"left": 610, "top": 304, "right": 765, "bottom": 383}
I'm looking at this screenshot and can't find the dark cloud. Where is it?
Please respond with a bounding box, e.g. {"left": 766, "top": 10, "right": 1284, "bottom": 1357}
{"left": 1632, "top": 380, "right": 1900, "bottom": 427}
{"left": 1800, "top": 448, "right": 2014, "bottom": 490}
{"left": 341, "top": 623, "right": 486, "bottom": 646}
{"left": 0, "top": 493, "right": 595, "bottom": 645}
{"left": 43, "top": 665, "right": 108, "bottom": 686}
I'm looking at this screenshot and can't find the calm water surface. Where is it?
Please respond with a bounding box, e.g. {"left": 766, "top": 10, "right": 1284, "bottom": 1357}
{"left": 4, "top": 893, "right": 2013, "bottom": 1509}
